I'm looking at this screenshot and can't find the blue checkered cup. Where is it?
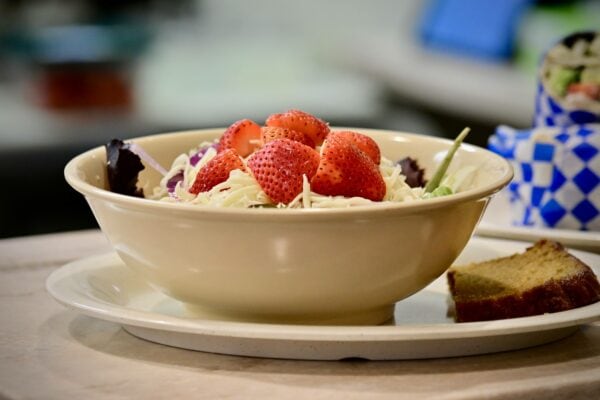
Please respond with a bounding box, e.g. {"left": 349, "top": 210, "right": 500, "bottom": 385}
{"left": 490, "top": 124, "right": 600, "bottom": 230}
{"left": 489, "top": 31, "right": 600, "bottom": 231}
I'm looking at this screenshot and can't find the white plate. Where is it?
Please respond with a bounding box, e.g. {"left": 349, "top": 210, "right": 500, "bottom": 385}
{"left": 46, "top": 237, "right": 600, "bottom": 361}
{"left": 476, "top": 191, "right": 600, "bottom": 253}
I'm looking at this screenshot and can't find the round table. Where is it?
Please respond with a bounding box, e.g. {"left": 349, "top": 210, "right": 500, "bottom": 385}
{"left": 1, "top": 230, "right": 599, "bottom": 399}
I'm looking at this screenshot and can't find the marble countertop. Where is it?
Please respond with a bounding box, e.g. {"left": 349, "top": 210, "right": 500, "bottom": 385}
{"left": 1, "top": 230, "right": 600, "bottom": 399}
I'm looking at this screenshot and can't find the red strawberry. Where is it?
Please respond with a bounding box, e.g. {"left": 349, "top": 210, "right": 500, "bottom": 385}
{"left": 310, "top": 134, "right": 386, "bottom": 201}
{"left": 330, "top": 130, "right": 381, "bottom": 164}
{"left": 189, "top": 149, "right": 245, "bottom": 194}
{"left": 265, "top": 109, "right": 329, "bottom": 146}
{"left": 260, "top": 126, "right": 315, "bottom": 148}
{"left": 247, "top": 138, "right": 320, "bottom": 204}
{"left": 218, "top": 119, "right": 261, "bottom": 157}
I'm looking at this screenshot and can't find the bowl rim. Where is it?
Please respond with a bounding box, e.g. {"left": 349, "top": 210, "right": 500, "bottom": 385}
{"left": 64, "top": 128, "right": 513, "bottom": 220}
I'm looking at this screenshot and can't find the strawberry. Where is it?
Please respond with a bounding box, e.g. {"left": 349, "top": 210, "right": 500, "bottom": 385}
{"left": 218, "top": 119, "right": 261, "bottom": 157}
{"left": 260, "top": 126, "right": 315, "bottom": 148}
{"left": 189, "top": 149, "right": 245, "bottom": 194}
{"left": 265, "top": 109, "right": 330, "bottom": 146}
{"left": 329, "top": 130, "right": 381, "bottom": 164}
{"left": 310, "top": 134, "right": 386, "bottom": 201}
{"left": 247, "top": 138, "right": 320, "bottom": 204}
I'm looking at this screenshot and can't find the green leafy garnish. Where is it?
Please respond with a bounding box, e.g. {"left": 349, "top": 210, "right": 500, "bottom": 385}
{"left": 422, "top": 186, "right": 453, "bottom": 199}
{"left": 424, "top": 127, "right": 470, "bottom": 194}
{"left": 548, "top": 67, "right": 579, "bottom": 97}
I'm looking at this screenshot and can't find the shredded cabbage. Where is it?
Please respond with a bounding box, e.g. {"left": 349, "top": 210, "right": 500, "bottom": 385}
{"left": 150, "top": 140, "right": 476, "bottom": 208}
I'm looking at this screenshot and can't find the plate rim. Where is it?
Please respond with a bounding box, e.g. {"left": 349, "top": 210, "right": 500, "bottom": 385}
{"left": 476, "top": 192, "right": 600, "bottom": 249}
{"left": 46, "top": 238, "right": 600, "bottom": 343}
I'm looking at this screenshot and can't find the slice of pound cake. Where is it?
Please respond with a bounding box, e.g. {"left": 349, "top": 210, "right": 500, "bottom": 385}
{"left": 447, "top": 240, "right": 600, "bottom": 322}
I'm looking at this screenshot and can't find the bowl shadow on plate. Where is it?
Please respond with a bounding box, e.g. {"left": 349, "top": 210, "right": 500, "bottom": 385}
{"left": 60, "top": 312, "right": 600, "bottom": 376}
{"left": 150, "top": 291, "right": 451, "bottom": 325}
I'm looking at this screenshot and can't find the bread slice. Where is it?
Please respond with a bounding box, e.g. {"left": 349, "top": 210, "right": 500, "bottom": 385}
{"left": 447, "top": 240, "right": 600, "bottom": 322}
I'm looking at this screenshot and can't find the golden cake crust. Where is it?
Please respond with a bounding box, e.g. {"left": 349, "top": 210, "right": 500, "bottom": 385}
{"left": 447, "top": 240, "right": 600, "bottom": 322}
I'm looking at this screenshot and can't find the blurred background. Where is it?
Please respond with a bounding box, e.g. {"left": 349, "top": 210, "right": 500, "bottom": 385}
{"left": 0, "top": 0, "right": 599, "bottom": 238}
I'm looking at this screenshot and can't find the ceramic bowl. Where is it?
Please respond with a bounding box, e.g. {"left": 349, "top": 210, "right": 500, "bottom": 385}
{"left": 64, "top": 128, "right": 512, "bottom": 325}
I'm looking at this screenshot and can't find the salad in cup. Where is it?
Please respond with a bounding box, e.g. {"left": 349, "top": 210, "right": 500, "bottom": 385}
{"left": 64, "top": 110, "right": 512, "bottom": 326}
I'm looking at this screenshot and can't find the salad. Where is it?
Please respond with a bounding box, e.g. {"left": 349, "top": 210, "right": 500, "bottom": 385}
{"left": 106, "top": 109, "right": 474, "bottom": 208}
{"left": 542, "top": 31, "right": 600, "bottom": 112}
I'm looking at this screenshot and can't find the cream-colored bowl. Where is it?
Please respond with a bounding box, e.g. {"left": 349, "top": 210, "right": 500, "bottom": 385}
{"left": 65, "top": 128, "right": 512, "bottom": 325}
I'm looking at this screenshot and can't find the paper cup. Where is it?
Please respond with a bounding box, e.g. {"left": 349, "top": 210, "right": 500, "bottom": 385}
{"left": 489, "top": 31, "right": 600, "bottom": 231}
{"left": 490, "top": 124, "right": 600, "bottom": 230}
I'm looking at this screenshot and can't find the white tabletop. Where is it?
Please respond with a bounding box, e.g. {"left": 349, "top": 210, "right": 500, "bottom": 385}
{"left": 1, "top": 230, "right": 600, "bottom": 399}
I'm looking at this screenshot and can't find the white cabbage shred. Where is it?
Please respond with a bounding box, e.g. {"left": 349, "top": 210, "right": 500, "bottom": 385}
{"left": 151, "top": 141, "right": 475, "bottom": 208}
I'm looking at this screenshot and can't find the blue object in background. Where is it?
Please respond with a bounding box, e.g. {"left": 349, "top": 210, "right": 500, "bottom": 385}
{"left": 490, "top": 124, "right": 600, "bottom": 231}
{"left": 419, "top": 0, "right": 533, "bottom": 61}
